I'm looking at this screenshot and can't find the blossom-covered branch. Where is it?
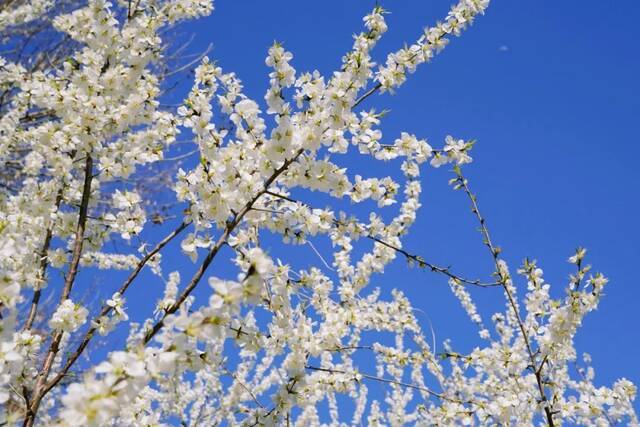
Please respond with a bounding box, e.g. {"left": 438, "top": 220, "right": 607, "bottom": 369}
{"left": 0, "top": 0, "right": 636, "bottom": 426}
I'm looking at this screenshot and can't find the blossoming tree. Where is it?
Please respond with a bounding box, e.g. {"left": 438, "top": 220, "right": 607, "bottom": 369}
{"left": 0, "top": 0, "right": 637, "bottom": 425}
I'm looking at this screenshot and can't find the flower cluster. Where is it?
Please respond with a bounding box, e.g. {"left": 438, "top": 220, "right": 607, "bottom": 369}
{"left": 49, "top": 299, "right": 88, "bottom": 332}
{"left": 376, "top": 0, "right": 490, "bottom": 91}
{"left": 0, "top": 0, "right": 637, "bottom": 426}
{"left": 0, "top": 0, "right": 52, "bottom": 32}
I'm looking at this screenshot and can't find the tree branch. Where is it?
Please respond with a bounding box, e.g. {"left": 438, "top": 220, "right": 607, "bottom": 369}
{"left": 143, "top": 149, "right": 306, "bottom": 344}
{"left": 42, "top": 220, "right": 189, "bottom": 395}
{"left": 263, "top": 190, "right": 499, "bottom": 288}
{"left": 23, "top": 184, "right": 64, "bottom": 331}
{"left": 24, "top": 155, "right": 94, "bottom": 427}
{"left": 305, "top": 365, "right": 470, "bottom": 405}
{"left": 453, "top": 167, "right": 556, "bottom": 427}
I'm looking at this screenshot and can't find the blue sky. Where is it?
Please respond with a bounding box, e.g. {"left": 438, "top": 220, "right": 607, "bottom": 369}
{"left": 110, "top": 0, "right": 640, "bottom": 413}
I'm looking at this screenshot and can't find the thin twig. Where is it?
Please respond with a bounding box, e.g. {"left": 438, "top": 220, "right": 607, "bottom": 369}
{"left": 453, "top": 167, "right": 555, "bottom": 427}
{"left": 23, "top": 185, "right": 64, "bottom": 331}
{"left": 305, "top": 365, "right": 470, "bottom": 404}
{"left": 306, "top": 240, "right": 335, "bottom": 271}
{"left": 352, "top": 82, "right": 382, "bottom": 109}
{"left": 162, "top": 43, "right": 213, "bottom": 78}
{"left": 263, "top": 190, "right": 498, "bottom": 288}
{"left": 224, "top": 367, "right": 266, "bottom": 410}
{"left": 43, "top": 221, "right": 189, "bottom": 394}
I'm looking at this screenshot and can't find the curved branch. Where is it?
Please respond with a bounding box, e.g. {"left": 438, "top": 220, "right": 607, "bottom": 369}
{"left": 263, "top": 190, "right": 499, "bottom": 288}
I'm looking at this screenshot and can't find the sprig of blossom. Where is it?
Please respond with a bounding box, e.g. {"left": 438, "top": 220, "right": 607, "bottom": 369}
{"left": 0, "top": 0, "right": 636, "bottom": 425}
{"left": 49, "top": 299, "right": 88, "bottom": 332}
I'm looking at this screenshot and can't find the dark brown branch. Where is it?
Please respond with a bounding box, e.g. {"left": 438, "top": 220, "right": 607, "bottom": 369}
{"left": 24, "top": 155, "right": 93, "bottom": 427}
{"left": 352, "top": 82, "right": 382, "bottom": 109}
{"left": 143, "top": 149, "right": 306, "bottom": 345}
{"left": 263, "top": 190, "right": 498, "bottom": 288}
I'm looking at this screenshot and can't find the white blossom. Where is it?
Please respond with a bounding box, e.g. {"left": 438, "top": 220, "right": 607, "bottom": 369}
{"left": 0, "top": 0, "right": 636, "bottom": 425}
{"left": 49, "top": 299, "right": 88, "bottom": 332}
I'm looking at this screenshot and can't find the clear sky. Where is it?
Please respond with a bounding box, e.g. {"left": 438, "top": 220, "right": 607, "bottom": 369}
{"left": 119, "top": 0, "right": 640, "bottom": 411}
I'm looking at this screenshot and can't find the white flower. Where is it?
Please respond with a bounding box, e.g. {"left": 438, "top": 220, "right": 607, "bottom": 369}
{"left": 106, "top": 292, "right": 128, "bottom": 321}
{"left": 569, "top": 247, "right": 587, "bottom": 264}
{"left": 49, "top": 299, "right": 88, "bottom": 332}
